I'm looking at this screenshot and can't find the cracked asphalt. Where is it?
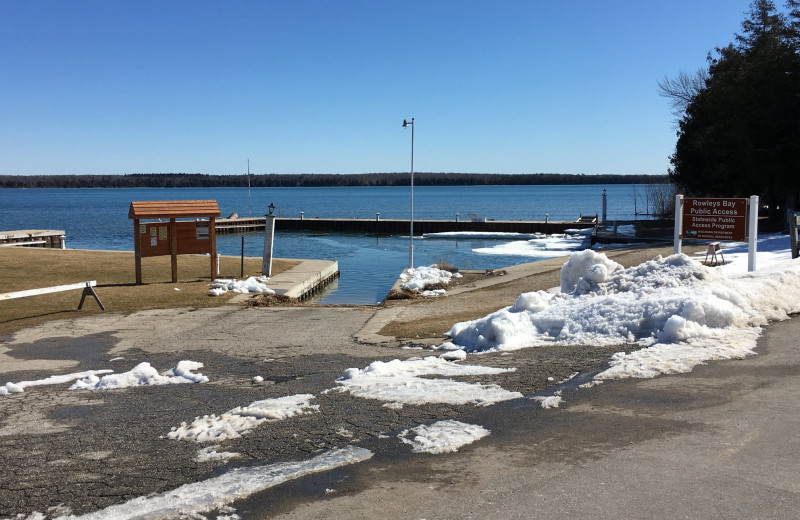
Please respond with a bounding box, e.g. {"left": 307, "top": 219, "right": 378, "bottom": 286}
{"left": 1, "top": 305, "right": 798, "bottom": 519}
{"left": 0, "top": 305, "right": 619, "bottom": 518}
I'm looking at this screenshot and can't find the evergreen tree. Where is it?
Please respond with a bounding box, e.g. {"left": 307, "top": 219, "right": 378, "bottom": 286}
{"left": 667, "top": 0, "right": 800, "bottom": 220}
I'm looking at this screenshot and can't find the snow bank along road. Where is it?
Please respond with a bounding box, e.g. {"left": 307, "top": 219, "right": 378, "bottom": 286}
{"left": 0, "top": 234, "right": 798, "bottom": 519}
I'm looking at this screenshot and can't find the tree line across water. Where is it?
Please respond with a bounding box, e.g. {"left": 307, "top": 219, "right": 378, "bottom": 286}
{"left": 0, "top": 173, "right": 667, "bottom": 189}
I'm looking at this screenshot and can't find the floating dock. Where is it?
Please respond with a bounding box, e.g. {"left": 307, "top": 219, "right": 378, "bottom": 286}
{"left": 215, "top": 217, "right": 595, "bottom": 235}
{"left": 0, "top": 230, "right": 65, "bottom": 248}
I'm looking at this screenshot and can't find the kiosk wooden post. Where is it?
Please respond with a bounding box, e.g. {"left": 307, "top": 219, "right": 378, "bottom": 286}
{"left": 169, "top": 218, "right": 178, "bottom": 283}
{"left": 133, "top": 217, "right": 143, "bottom": 284}
{"left": 210, "top": 215, "right": 217, "bottom": 278}
{"left": 128, "top": 200, "right": 221, "bottom": 284}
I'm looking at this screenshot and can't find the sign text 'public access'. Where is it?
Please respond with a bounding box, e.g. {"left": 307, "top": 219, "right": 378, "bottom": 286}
{"left": 681, "top": 198, "right": 747, "bottom": 242}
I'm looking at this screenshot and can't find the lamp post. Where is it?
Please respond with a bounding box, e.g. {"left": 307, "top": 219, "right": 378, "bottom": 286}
{"left": 402, "top": 118, "right": 414, "bottom": 268}
{"left": 262, "top": 202, "right": 277, "bottom": 277}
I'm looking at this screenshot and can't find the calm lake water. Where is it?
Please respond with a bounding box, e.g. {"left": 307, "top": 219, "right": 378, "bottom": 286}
{"left": 0, "top": 185, "right": 653, "bottom": 304}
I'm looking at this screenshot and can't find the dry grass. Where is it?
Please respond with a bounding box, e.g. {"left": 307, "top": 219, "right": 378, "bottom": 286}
{"left": 385, "top": 288, "right": 417, "bottom": 300}
{"left": 0, "top": 247, "right": 298, "bottom": 336}
{"left": 246, "top": 294, "right": 303, "bottom": 307}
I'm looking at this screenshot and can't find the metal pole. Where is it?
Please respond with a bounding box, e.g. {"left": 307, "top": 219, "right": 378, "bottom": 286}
{"left": 240, "top": 236, "right": 245, "bottom": 278}
{"left": 673, "top": 194, "right": 683, "bottom": 255}
{"left": 263, "top": 210, "right": 276, "bottom": 277}
{"left": 247, "top": 159, "right": 252, "bottom": 217}
{"left": 602, "top": 189, "right": 607, "bottom": 224}
{"left": 410, "top": 117, "right": 415, "bottom": 268}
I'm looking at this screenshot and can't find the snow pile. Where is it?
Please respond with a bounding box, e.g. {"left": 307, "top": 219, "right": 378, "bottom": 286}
{"left": 209, "top": 276, "right": 275, "bottom": 296}
{"left": 69, "top": 361, "right": 209, "bottom": 390}
{"left": 334, "top": 356, "right": 522, "bottom": 408}
{"left": 559, "top": 249, "right": 625, "bottom": 293}
{"left": 444, "top": 246, "right": 800, "bottom": 380}
{"left": 0, "top": 370, "right": 113, "bottom": 396}
{"left": 168, "top": 394, "right": 319, "bottom": 443}
{"left": 398, "top": 265, "right": 462, "bottom": 297}
{"left": 398, "top": 420, "right": 490, "bottom": 454}
{"left": 473, "top": 229, "right": 592, "bottom": 258}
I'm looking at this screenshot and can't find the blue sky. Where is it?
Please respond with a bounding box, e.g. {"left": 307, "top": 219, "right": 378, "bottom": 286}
{"left": 1, "top": 0, "right": 756, "bottom": 176}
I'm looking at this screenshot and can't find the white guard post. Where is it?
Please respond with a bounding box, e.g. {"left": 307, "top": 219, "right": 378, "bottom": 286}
{"left": 748, "top": 195, "right": 759, "bottom": 272}
{"left": 262, "top": 214, "right": 277, "bottom": 277}
{"left": 673, "top": 194, "right": 684, "bottom": 255}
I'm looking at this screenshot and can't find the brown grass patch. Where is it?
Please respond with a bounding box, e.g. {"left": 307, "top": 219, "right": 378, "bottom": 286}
{"left": 0, "top": 247, "right": 298, "bottom": 336}
{"left": 379, "top": 313, "right": 464, "bottom": 340}
{"left": 432, "top": 260, "right": 458, "bottom": 273}
{"left": 246, "top": 294, "right": 303, "bottom": 307}
{"left": 385, "top": 288, "right": 417, "bottom": 300}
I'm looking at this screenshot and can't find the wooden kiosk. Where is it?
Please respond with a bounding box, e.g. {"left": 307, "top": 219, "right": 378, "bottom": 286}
{"left": 129, "top": 200, "right": 221, "bottom": 284}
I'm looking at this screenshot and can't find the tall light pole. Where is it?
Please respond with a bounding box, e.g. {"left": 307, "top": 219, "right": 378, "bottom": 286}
{"left": 402, "top": 118, "right": 414, "bottom": 268}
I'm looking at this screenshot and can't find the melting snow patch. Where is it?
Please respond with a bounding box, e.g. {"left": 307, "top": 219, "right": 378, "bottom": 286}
{"left": 423, "top": 231, "right": 536, "bottom": 240}
{"left": 335, "top": 356, "right": 522, "bottom": 408}
{"left": 168, "top": 394, "right": 319, "bottom": 443}
{"left": 0, "top": 370, "right": 113, "bottom": 396}
{"left": 439, "top": 349, "right": 467, "bottom": 361}
{"left": 473, "top": 230, "right": 592, "bottom": 258}
{"left": 69, "top": 361, "right": 208, "bottom": 390}
{"left": 51, "top": 446, "right": 372, "bottom": 520}
{"left": 530, "top": 392, "right": 563, "bottom": 409}
{"left": 195, "top": 445, "right": 241, "bottom": 463}
{"left": 398, "top": 420, "right": 490, "bottom": 454}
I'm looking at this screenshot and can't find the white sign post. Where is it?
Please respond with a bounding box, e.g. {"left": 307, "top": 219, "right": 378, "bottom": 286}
{"left": 747, "top": 195, "right": 759, "bottom": 272}
{"left": 790, "top": 213, "right": 800, "bottom": 259}
{"left": 673, "top": 194, "right": 683, "bottom": 255}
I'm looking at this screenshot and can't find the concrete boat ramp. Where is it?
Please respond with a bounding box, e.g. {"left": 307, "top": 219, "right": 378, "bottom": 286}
{"left": 233, "top": 258, "right": 339, "bottom": 302}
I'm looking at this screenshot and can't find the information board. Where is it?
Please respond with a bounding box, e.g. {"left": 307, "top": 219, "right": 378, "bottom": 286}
{"left": 137, "top": 221, "right": 211, "bottom": 257}
{"left": 682, "top": 198, "right": 747, "bottom": 242}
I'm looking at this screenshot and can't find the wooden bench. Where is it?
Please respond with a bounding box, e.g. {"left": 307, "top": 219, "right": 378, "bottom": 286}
{"left": 704, "top": 242, "right": 725, "bottom": 266}
{"left": 0, "top": 281, "right": 105, "bottom": 310}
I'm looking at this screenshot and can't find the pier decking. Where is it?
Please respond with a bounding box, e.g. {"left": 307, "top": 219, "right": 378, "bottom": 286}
{"left": 0, "top": 230, "right": 65, "bottom": 248}
{"left": 215, "top": 217, "right": 595, "bottom": 235}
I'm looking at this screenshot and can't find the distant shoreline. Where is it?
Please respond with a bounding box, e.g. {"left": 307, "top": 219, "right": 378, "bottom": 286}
{"left": 0, "top": 172, "right": 668, "bottom": 189}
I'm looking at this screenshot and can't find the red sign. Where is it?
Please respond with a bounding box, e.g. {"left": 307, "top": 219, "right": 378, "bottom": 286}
{"left": 682, "top": 198, "right": 747, "bottom": 242}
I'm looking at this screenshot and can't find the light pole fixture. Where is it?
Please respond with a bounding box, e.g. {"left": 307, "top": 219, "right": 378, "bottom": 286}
{"left": 263, "top": 202, "right": 277, "bottom": 276}
{"left": 402, "top": 118, "right": 414, "bottom": 268}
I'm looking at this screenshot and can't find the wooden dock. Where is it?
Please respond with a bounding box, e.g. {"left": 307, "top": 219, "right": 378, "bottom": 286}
{"left": 216, "top": 217, "right": 268, "bottom": 233}
{"left": 0, "top": 230, "right": 65, "bottom": 248}
{"left": 215, "top": 217, "right": 595, "bottom": 235}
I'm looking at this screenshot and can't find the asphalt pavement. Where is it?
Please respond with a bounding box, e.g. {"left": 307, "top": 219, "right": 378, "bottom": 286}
{"left": 0, "top": 296, "right": 798, "bottom": 519}
{"left": 285, "top": 314, "right": 800, "bottom": 520}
